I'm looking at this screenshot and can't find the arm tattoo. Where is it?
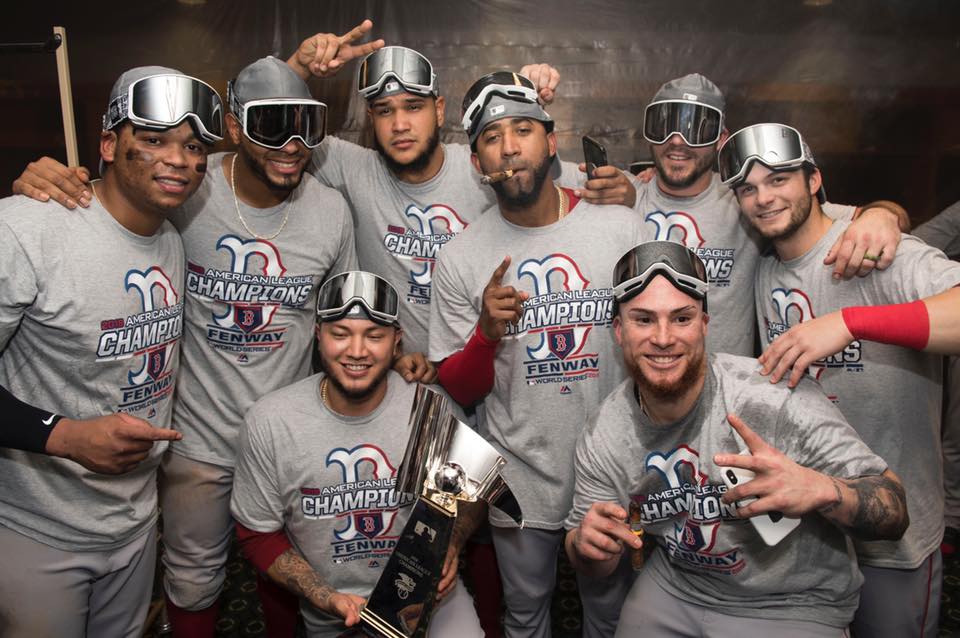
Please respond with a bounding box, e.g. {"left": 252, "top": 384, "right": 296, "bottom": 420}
{"left": 270, "top": 548, "right": 336, "bottom": 610}
{"left": 842, "top": 474, "right": 909, "bottom": 541}
{"left": 819, "top": 478, "right": 844, "bottom": 514}
{"left": 450, "top": 501, "right": 485, "bottom": 550}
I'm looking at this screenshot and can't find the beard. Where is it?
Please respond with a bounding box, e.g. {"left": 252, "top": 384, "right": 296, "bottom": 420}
{"left": 653, "top": 146, "right": 716, "bottom": 190}
{"left": 626, "top": 347, "right": 706, "bottom": 402}
{"left": 319, "top": 356, "right": 392, "bottom": 403}
{"left": 756, "top": 186, "right": 814, "bottom": 242}
{"left": 375, "top": 125, "right": 441, "bottom": 178}
{"left": 242, "top": 145, "right": 303, "bottom": 192}
{"left": 491, "top": 152, "right": 553, "bottom": 208}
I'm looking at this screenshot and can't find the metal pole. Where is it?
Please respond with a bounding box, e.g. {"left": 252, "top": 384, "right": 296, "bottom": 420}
{"left": 53, "top": 26, "right": 79, "bottom": 168}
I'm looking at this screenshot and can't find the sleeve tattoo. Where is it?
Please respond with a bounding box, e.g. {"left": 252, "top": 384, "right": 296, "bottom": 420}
{"left": 821, "top": 471, "right": 909, "bottom": 541}
{"left": 269, "top": 547, "right": 336, "bottom": 610}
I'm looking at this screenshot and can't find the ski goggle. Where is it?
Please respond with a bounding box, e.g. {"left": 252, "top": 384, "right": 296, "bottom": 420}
{"left": 613, "top": 241, "right": 709, "bottom": 311}
{"left": 717, "top": 123, "right": 814, "bottom": 187}
{"left": 643, "top": 100, "right": 723, "bottom": 147}
{"left": 358, "top": 46, "right": 437, "bottom": 99}
{"left": 317, "top": 271, "right": 400, "bottom": 327}
{"left": 228, "top": 83, "right": 327, "bottom": 149}
{"left": 460, "top": 72, "right": 540, "bottom": 139}
{"left": 103, "top": 74, "right": 223, "bottom": 144}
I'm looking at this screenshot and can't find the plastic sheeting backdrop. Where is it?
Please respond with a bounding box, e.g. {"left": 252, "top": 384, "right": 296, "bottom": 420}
{"left": 3, "top": 0, "right": 959, "bottom": 219}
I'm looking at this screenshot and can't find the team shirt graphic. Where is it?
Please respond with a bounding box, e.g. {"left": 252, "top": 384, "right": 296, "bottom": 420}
{"left": 185, "top": 235, "right": 315, "bottom": 359}
{"left": 383, "top": 204, "right": 468, "bottom": 306}
{"left": 503, "top": 253, "right": 615, "bottom": 387}
{"left": 764, "top": 288, "right": 863, "bottom": 399}
{"left": 645, "top": 210, "right": 736, "bottom": 287}
{"left": 97, "top": 266, "right": 183, "bottom": 413}
{"left": 635, "top": 445, "right": 744, "bottom": 575}
{"left": 299, "top": 444, "right": 414, "bottom": 567}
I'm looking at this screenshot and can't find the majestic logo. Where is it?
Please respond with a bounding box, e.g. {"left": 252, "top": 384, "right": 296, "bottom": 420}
{"left": 187, "top": 235, "right": 315, "bottom": 357}
{"left": 640, "top": 445, "right": 744, "bottom": 574}
{"left": 645, "top": 211, "right": 736, "bottom": 287}
{"left": 509, "top": 254, "right": 612, "bottom": 387}
{"left": 767, "top": 287, "right": 862, "bottom": 379}
{"left": 98, "top": 266, "right": 183, "bottom": 413}
{"left": 299, "top": 444, "right": 414, "bottom": 566}
{"left": 383, "top": 204, "right": 468, "bottom": 305}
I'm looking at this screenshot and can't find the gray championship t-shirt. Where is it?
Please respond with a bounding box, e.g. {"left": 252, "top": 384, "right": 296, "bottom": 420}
{"left": 565, "top": 353, "right": 888, "bottom": 627}
{"left": 756, "top": 220, "right": 960, "bottom": 569}
{"left": 0, "top": 195, "right": 185, "bottom": 550}
{"left": 429, "top": 198, "right": 645, "bottom": 529}
{"left": 169, "top": 152, "right": 357, "bottom": 467}
{"left": 635, "top": 174, "right": 855, "bottom": 357}
{"left": 231, "top": 371, "right": 418, "bottom": 637}
{"left": 310, "top": 137, "right": 581, "bottom": 353}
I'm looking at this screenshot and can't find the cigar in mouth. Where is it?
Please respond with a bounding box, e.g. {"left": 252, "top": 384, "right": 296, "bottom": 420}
{"left": 480, "top": 169, "right": 515, "bottom": 185}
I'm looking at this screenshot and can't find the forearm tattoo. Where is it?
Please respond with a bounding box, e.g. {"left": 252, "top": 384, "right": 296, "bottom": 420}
{"left": 271, "top": 548, "right": 336, "bottom": 610}
{"left": 841, "top": 474, "right": 909, "bottom": 541}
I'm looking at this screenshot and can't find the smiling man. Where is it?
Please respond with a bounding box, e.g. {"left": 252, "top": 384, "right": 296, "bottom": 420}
{"left": 0, "top": 66, "right": 215, "bottom": 637}
{"left": 722, "top": 122, "right": 960, "bottom": 637}
{"left": 230, "top": 271, "right": 483, "bottom": 637}
{"left": 565, "top": 241, "right": 908, "bottom": 637}
{"left": 153, "top": 57, "right": 358, "bottom": 637}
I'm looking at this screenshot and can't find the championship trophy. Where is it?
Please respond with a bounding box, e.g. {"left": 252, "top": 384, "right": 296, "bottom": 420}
{"left": 346, "top": 385, "right": 522, "bottom": 638}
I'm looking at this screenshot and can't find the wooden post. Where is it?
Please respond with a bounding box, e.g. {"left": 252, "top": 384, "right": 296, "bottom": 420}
{"left": 53, "top": 26, "right": 79, "bottom": 168}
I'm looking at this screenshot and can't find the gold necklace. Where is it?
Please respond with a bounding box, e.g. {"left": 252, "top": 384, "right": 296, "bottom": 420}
{"left": 90, "top": 179, "right": 102, "bottom": 203}
{"left": 556, "top": 184, "right": 568, "bottom": 221}
{"left": 230, "top": 154, "right": 290, "bottom": 240}
{"left": 320, "top": 377, "right": 330, "bottom": 407}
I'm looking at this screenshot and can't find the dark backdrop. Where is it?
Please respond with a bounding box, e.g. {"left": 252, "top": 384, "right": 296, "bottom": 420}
{"left": 3, "top": 0, "right": 959, "bottom": 222}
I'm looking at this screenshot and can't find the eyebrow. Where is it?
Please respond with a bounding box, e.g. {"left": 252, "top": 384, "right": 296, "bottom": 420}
{"left": 628, "top": 304, "right": 697, "bottom": 315}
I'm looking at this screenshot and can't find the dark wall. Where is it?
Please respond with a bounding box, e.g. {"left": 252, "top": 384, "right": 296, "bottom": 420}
{"left": 3, "top": 0, "right": 959, "bottom": 221}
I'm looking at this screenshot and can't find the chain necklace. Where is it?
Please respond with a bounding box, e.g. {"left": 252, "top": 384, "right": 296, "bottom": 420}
{"left": 90, "top": 179, "right": 101, "bottom": 204}
{"left": 320, "top": 377, "right": 330, "bottom": 408}
{"left": 556, "top": 184, "right": 568, "bottom": 221}
{"left": 230, "top": 153, "right": 290, "bottom": 240}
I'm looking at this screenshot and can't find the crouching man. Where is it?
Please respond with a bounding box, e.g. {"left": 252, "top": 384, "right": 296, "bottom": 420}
{"left": 564, "top": 241, "right": 908, "bottom": 637}
{"left": 230, "top": 271, "right": 482, "bottom": 637}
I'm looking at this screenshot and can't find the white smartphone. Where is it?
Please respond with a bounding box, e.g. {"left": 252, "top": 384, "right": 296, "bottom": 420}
{"left": 719, "top": 461, "right": 801, "bottom": 546}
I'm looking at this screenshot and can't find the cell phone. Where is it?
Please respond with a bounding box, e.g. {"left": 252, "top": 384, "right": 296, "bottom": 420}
{"left": 582, "top": 136, "right": 608, "bottom": 180}
{"left": 719, "top": 459, "right": 801, "bottom": 546}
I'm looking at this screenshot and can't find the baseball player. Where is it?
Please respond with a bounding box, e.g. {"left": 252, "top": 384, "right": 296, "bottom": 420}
{"left": 628, "top": 73, "right": 910, "bottom": 356}
{"left": 230, "top": 270, "right": 484, "bottom": 637}
{"left": 566, "top": 240, "right": 909, "bottom": 637}
{"left": 429, "top": 70, "right": 646, "bottom": 638}
{"left": 152, "top": 57, "right": 358, "bottom": 637}
{"left": 720, "top": 122, "right": 960, "bottom": 636}
{"left": 0, "top": 66, "right": 215, "bottom": 636}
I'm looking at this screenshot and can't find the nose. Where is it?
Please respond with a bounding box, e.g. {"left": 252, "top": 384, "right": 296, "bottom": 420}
{"left": 756, "top": 183, "right": 776, "bottom": 208}
{"left": 346, "top": 333, "right": 367, "bottom": 359}
{"left": 391, "top": 110, "right": 411, "bottom": 134}
{"left": 280, "top": 139, "right": 302, "bottom": 155}
{"left": 649, "top": 318, "right": 674, "bottom": 348}
{"left": 163, "top": 143, "right": 188, "bottom": 168}
{"left": 501, "top": 129, "right": 521, "bottom": 158}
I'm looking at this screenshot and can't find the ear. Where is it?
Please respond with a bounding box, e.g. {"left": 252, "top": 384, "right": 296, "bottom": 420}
{"left": 434, "top": 95, "right": 445, "bottom": 128}
{"left": 807, "top": 168, "right": 823, "bottom": 197}
{"left": 547, "top": 130, "right": 558, "bottom": 158}
{"left": 100, "top": 129, "right": 118, "bottom": 167}
{"left": 470, "top": 151, "right": 483, "bottom": 176}
{"left": 715, "top": 128, "right": 730, "bottom": 152}
{"left": 225, "top": 113, "right": 243, "bottom": 146}
{"left": 613, "top": 314, "right": 623, "bottom": 347}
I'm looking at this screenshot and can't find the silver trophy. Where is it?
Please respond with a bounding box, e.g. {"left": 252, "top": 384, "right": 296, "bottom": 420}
{"left": 354, "top": 385, "right": 522, "bottom": 638}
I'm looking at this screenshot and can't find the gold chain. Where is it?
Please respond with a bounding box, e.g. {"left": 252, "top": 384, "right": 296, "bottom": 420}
{"left": 230, "top": 154, "right": 290, "bottom": 241}
{"left": 556, "top": 184, "right": 568, "bottom": 221}
{"left": 320, "top": 377, "right": 329, "bottom": 407}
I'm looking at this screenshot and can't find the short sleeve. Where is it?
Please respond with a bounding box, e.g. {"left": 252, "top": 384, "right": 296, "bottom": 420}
{"left": 231, "top": 407, "right": 285, "bottom": 533}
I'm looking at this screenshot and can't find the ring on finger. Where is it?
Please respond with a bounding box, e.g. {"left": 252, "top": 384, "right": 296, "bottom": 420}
{"left": 862, "top": 250, "right": 883, "bottom": 262}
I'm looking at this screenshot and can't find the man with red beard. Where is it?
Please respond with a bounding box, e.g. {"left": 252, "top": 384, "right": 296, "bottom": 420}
{"left": 565, "top": 241, "right": 908, "bottom": 637}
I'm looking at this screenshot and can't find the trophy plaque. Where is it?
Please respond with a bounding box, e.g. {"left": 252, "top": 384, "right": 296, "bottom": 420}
{"left": 345, "top": 385, "right": 522, "bottom": 638}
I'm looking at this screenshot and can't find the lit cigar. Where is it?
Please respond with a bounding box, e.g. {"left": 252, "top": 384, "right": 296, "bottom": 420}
{"left": 480, "top": 169, "right": 515, "bottom": 185}
{"left": 628, "top": 500, "right": 645, "bottom": 570}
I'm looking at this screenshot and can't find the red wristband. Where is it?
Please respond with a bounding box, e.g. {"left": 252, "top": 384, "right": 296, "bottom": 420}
{"left": 841, "top": 300, "right": 930, "bottom": 351}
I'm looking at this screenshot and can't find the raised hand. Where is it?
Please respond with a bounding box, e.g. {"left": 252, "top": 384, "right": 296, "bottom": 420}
{"left": 479, "top": 256, "right": 528, "bottom": 341}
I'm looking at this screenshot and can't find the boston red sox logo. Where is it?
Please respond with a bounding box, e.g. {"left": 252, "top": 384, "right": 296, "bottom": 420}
{"left": 125, "top": 267, "right": 179, "bottom": 385}
{"left": 645, "top": 445, "right": 719, "bottom": 553}
{"left": 645, "top": 211, "right": 706, "bottom": 248}
{"left": 213, "top": 235, "right": 286, "bottom": 331}
{"left": 326, "top": 444, "right": 399, "bottom": 541}
{"left": 404, "top": 204, "right": 468, "bottom": 286}
{"left": 518, "top": 253, "right": 591, "bottom": 360}
{"left": 770, "top": 288, "right": 816, "bottom": 326}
